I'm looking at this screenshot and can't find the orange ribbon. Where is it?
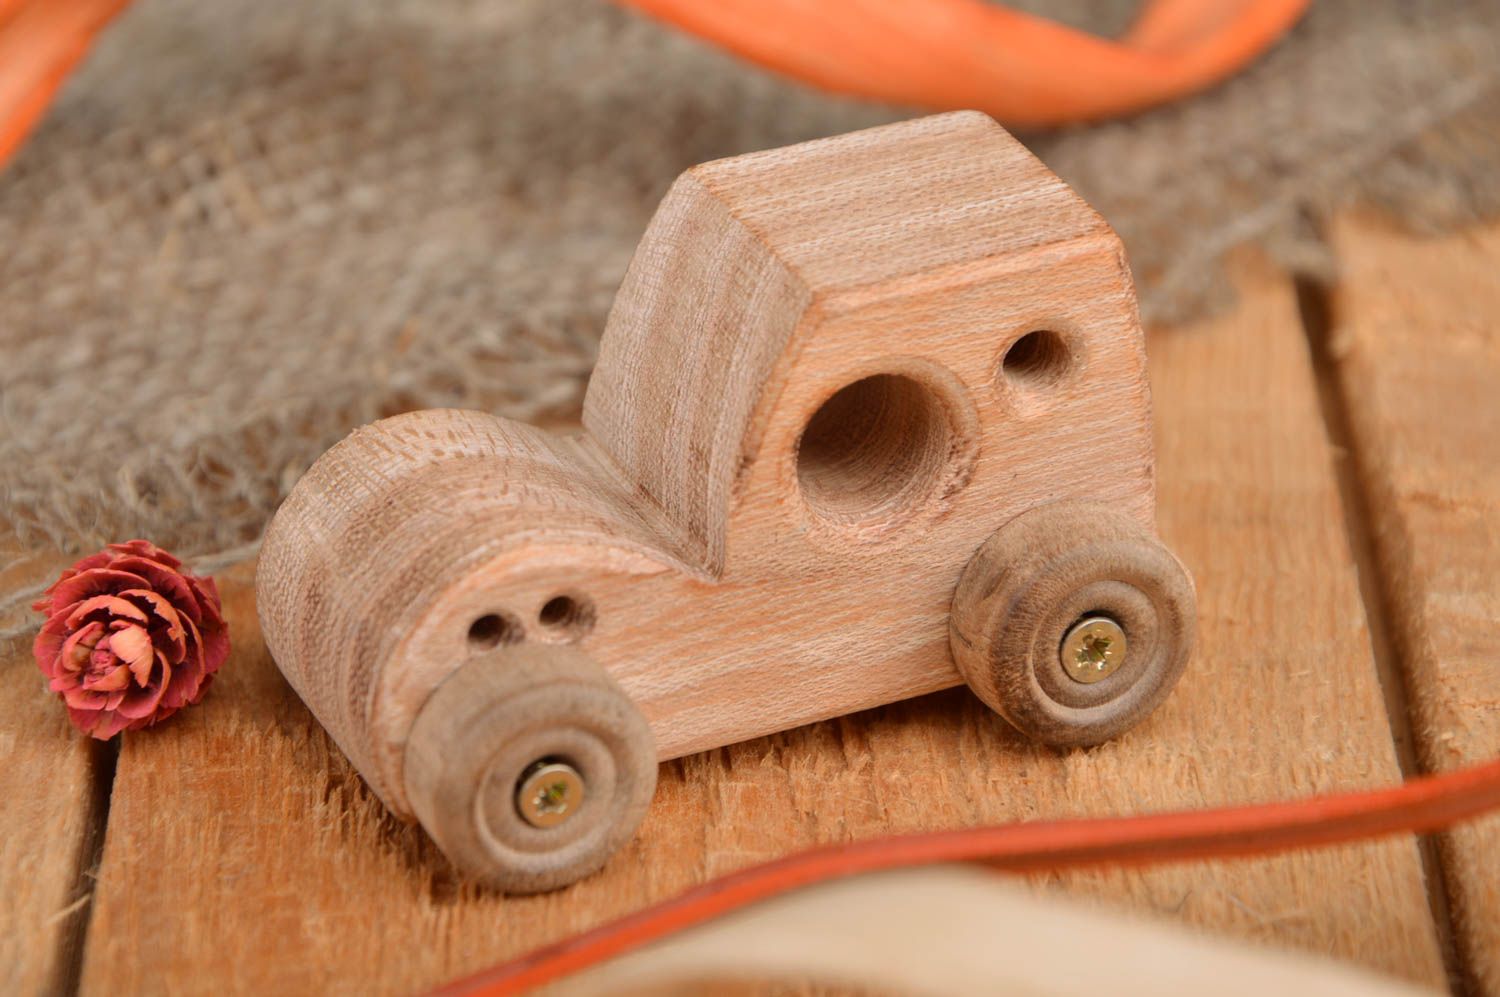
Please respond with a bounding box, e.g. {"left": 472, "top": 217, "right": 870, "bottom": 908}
{"left": 0, "top": 1, "right": 1310, "bottom": 171}
{"left": 616, "top": 0, "right": 1311, "bottom": 127}
{"left": 439, "top": 756, "right": 1500, "bottom": 995}
{"left": 0, "top": 0, "right": 132, "bottom": 167}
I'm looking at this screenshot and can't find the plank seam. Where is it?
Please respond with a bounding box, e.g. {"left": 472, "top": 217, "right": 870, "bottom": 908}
{"left": 49, "top": 737, "right": 118, "bottom": 997}
{"left": 1296, "top": 271, "right": 1472, "bottom": 996}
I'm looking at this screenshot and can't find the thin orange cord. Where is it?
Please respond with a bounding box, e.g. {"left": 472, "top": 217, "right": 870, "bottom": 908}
{"left": 615, "top": 0, "right": 1311, "bottom": 127}
{"left": 437, "top": 756, "right": 1500, "bottom": 996}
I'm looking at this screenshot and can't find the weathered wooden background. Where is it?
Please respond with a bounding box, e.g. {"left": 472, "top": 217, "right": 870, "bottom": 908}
{"left": 3, "top": 214, "right": 1497, "bottom": 994}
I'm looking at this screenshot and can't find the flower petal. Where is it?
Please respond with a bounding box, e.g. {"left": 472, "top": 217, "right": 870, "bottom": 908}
{"left": 119, "top": 587, "right": 181, "bottom": 630}
{"left": 188, "top": 574, "right": 224, "bottom": 628}
{"left": 193, "top": 612, "right": 230, "bottom": 675}
{"left": 49, "top": 674, "right": 79, "bottom": 693}
{"left": 65, "top": 594, "right": 149, "bottom": 630}
{"left": 31, "top": 553, "right": 113, "bottom": 612}
{"left": 57, "top": 620, "right": 106, "bottom": 677}
{"left": 188, "top": 671, "right": 215, "bottom": 706}
{"left": 108, "top": 625, "right": 154, "bottom": 682}
{"left": 65, "top": 705, "right": 105, "bottom": 735}
{"left": 120, "top": 589, "right": 186, "bottom": 662}
{"left": 63, "top": 685, "right": 111, "bottom": 710}
{"left": 34, "top": 610, "right": 77, "bottom": 675}
{"left": 90, "top": 710, "right": 135, "bottom": 740}
{"left": 163, "top": 617, "right": 205, "bottom": 709}
{"left": 82, "top": 663, "right": 132, "bottom": 693}
{"left": 155, "top": 651, "right": 188, "bottom": 710}
{"left": 108, "top": 540, "right": 181, "bottom": 569}
{"left": 184, "top": 611, "right": 222, "bottom": 675}
{"left": 116, "top": 659, "right": 169, "bottom": 720}
{"left": 46, "top": 569, "right": 152, "bottom": 615}
{"left": 111, "top": 556, "right": 199, "bottom": 624}
{"left": 89, "top": 632, "right": 117, "bottom": 671}
{"left": 138, "top": 705, "right": 179, "bottom": 730}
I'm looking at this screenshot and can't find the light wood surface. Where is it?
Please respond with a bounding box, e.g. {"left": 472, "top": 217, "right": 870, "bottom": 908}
{"left": 1329, "top": 214, "right": 1500, "bottom": 992}
{"left": 256, "top": 113, "right": 1183, "bottom": 886}
{"left": 5, "top": 168, "right": 1497, "bottom": 992}
{"left": 0, "top": 540, "right": 104, "bottom": 996}
{"left": 61, "top": 257, "right": 1454, "bottom": 994}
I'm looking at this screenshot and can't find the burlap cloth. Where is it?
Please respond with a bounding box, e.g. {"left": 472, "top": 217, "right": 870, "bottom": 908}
{"left": 1, "top": 0, "right": 1497, "bottom": 617}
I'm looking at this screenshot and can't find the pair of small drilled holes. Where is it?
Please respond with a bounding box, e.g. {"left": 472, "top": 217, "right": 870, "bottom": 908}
{"left": 466, "top": 595, "right": 594, "bottom": 650}
{"left": 795, "top": 330, "right": 1071, "bottom": 526}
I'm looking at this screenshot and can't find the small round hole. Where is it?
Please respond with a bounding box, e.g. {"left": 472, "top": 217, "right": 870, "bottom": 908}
{"left": 1001, "top": 330, "right": 1070, "bottom": 388}
{"left": 467, "top": 612, "right": 522, "bottom": 650}
{"left": 538, "top": 595, "right": 595, "bottom": 638}
{"left": 796, "top": 373, "right": 955, "bottom": 528}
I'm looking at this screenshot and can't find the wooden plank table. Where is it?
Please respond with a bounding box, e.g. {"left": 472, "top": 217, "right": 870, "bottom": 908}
{"left": 1327, "top": 215, "right": 1500, "bottom": 993}
{"left": 3, "top": 214, "right": 1497, "bottom": 994}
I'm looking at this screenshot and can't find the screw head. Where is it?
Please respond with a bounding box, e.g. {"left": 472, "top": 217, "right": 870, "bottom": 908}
{"left": 516, "top": 761, "right": 585, "bottom": 828}
{"left": 1060, "top": 616, "right": 1127, "bottom": 684}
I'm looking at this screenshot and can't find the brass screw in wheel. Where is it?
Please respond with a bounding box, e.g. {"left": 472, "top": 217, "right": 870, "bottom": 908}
{"left": 516, "top": 761, "right": 585, "bottom": 828}
{"left": 1060, "top": 616, "right": 1127, "bottom": 684}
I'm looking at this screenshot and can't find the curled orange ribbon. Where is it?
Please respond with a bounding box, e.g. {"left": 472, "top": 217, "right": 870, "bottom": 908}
{"left": 0, "top": 1, "right": 1309, "bottom": 171}
{"left": 617, "top": 0, "right": 1312, "bottom": 127}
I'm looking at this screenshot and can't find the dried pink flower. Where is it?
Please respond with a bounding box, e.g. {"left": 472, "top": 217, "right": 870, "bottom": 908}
{"left": 32, "top": 540, "right": 228, "bottom": 739}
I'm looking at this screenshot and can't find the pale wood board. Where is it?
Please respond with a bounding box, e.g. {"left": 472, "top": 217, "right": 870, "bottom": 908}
{"left": 1329, "top": 214, "right": 1500, "bottom": 993}
{"left": 0, "top": 537, "right": 107, "bottom": 995}
{"left": 74, "top": 259, "right": 1449, "bottom": 994}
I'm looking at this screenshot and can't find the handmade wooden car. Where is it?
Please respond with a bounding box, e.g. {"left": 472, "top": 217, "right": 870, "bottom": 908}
{"left": 257, "top": 112, "right": 1196, "bottom": 893}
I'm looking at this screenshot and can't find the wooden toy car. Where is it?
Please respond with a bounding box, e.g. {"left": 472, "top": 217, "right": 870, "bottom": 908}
{"left": 257, "top": 111, "right": 1196, "bottom": 893}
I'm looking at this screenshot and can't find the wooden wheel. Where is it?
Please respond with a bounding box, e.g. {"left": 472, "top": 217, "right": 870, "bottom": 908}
{"left": 949, "top": 502, "right": 1195, "bottom": 747}
{"left": 403, "top": 645, "right": 657, "bottom": 893}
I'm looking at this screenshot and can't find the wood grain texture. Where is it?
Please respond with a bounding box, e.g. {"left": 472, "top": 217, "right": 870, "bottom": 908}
{"left": 0, "top": 538, "right": 107, "bottom": 996}
{"left": 257, "top": 112, "right": 1165, "bottom": 835}
{"left": 78, "top": 260, "right": 1447, "bottom": 994}
{"left": 1328, "top": 214, "right": 1500, "bottom": 992}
